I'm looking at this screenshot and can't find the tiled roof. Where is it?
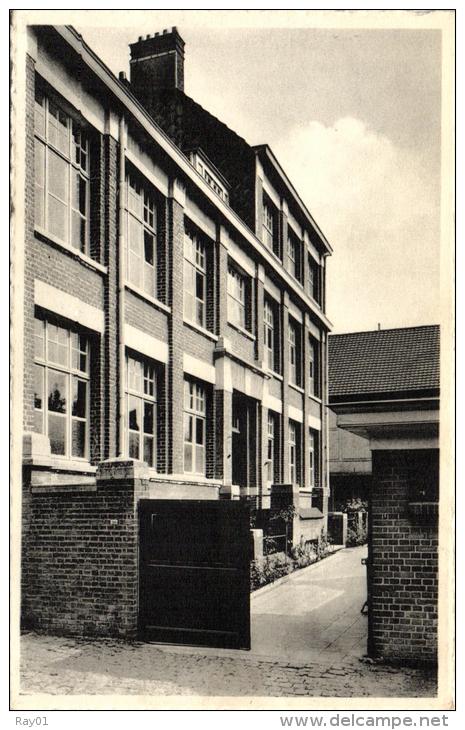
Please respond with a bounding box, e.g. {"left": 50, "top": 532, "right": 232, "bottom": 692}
{"left": 329, "top": 325, "right": 440, "bottom": 399}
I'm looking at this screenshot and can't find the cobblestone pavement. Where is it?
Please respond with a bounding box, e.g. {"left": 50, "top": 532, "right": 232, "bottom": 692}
{"left": 20, "top": 633, "right": 437, "bottom": 698}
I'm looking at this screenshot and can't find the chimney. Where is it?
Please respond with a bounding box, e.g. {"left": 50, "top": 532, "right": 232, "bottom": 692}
{"left": 129, "top": 26, "right": 185, "bottom": 104}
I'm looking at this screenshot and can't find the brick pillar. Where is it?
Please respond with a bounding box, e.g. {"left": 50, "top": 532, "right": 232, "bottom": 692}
{"left": 255, "top": 176, "right": 264, "bottom": 240}
{"left": 260, "top": 403, "right": 271, "bottom": 508}
{"left": 320, "top": 330, "right": 329, "bottom": 524}
{"left": 255, "top": 263, "right": 265, "bottom": 364}
{"left": 369, "top": 449, "right": 439, "bottom": 665}
{"left": 21, "top": 458, "right": 151, "bottom": 639}
{"left": 23, "top": 54, "right": 36, "bottom": 434}
{"left": 300, "top": 231, "right": 306, "bottom": 290}
{"left": 281, "top": 292, "right": 290, "bottom": 482}
{"left": 167, "top": 179, "right": 186, "bottom": 474}
{"left": 103, "top": 133, "right": 119, "bottom": 460}
{"left": 214, "top": 226, "right": 233, "bottom": 487}
{"left": 279, "top": 201, "right": 288, "bottom": 267}
{"left": 302, "top": 314, "right": 311, "bottom": 492}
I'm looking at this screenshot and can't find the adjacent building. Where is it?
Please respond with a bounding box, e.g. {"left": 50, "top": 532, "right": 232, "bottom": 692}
{"left": 20, "top": 25, "right": 332, "bottom": 638}
{"left": 329, "top": 325, "right": 440, "bottom": 665}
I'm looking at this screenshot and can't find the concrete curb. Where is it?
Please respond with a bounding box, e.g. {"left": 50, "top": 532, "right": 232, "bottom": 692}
{"left": 251, "top": 545, "right": 345, "bottom": 600}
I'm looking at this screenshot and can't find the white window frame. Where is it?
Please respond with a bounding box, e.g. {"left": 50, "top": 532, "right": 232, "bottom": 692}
{"left": 227, "top": 264, "right": 246, "bottom": 329}
{"left": 184, "top": 227, "right": 206, "bottom": 328}
{"left": 289, "top": 420, "right": 297, "bottom": 485}
{"left": 262, "top": 200, "right": 275, "bottom": 251}
{"left": 288, "top": 320, "right": 297, "bottom": 385}
{"left": 308, "top": 335, "right": 320, "bottom": 397}
{"left": 126, "top": 354, "right": 157, "bottom": 467}
{"left": 266, "top": 411, "right": 277, "bottom": 485}
{"left": 183, "top": 379, "right": 207, "bottom": 475}
{"left": 308, "top": 429, "right": 319, "bottom": 489}
{"left": 34, "top": 88, "right": 90, "bottom": 254}
{"left": 264, "top": 299, "right": 276, "bottom": 372}
{"left": 126, "top": 171, "right": 157, "bottom": 298}
{"left": 287, "top": 233, "right": 299, "bottom": 280}
{"left": 34, "top": 315, "right": 90, "bottom": 460}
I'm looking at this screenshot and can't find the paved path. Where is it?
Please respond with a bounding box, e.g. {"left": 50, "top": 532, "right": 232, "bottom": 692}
{"left": 18, "top": 547, "right": 437, "bottom": 699}
{"left": 251, "top": 546, "right": 368, "bottom": 663}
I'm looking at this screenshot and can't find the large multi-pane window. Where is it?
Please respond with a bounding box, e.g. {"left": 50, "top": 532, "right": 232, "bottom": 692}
{"left": 264, "top": 298, "right": 279, "bottom": 372}
{"left": 266, "top": 411, "right": 279, "bottom": 485}
{"left": 308, "top": 255, "right": 321, "bottom": 304}
{"left": 227, "top": 265, "right": 247, "bottom": 329}
{"left": 127, "top": 355, "right": 157, "bottom": 467}
{"left": 34, "top": 88, "right": 90, "bottom": 254}
{"left": 184, "top": 226, "right": 206, "bottom": 328}
{"left": 287, "top": 230, "right": 301, "bottom": 282}
{"left": 289, "top": 420, "right": 301, "bottom": 487}
{"left": 288, "top": 319, "right": 302, "bottom": 386}
{"left": 262, "top": 201, "right": 274, "bottom": 250}
{"left": 184, "top": 379, "right": 206, "bottom": 475}
{"left": 308, "top": 429, "right": 320, "bottom": 489}
{"left": 126, "top": 172, "right": 157, "bottom": 298}
{"left": 34, "top": 315, "right": 89, "bottom": 458}
{"left": 308, "top": 335, "right": 320, "bottom": 397}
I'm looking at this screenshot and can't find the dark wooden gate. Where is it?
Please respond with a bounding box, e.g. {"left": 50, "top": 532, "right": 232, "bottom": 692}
{"left": 139, "top": 499, "right": 251, "bottom": 649}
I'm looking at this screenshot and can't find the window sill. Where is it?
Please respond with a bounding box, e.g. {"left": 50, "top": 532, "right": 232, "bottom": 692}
{"left": 183, "top": 319, "right": 218, "bottom": 342}
{"left": 23, "top": 455, "right": 97, "bottom": 473}
{"left": 268, "top": 370, "right": 283, "bottom": 381}
{"left": 227, "top": 320, "right": 255, "bottom": 341}
{"left": 125, "top": 283, "right": 171, "bottom": 314}
{"left": 289, "top": 382, "right": 305, "bottom": 395}
{"left": 147, "top": 470, "right": 222, "bottom": 487}
{"left": 308, "top": 393, "right": 323, "bottom": 405}
{"left": 34, "top": 227, "right": 107, "bottom": 275}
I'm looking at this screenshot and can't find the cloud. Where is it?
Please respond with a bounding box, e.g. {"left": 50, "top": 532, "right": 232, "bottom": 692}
{"left": 274, "top": 117, "right": 440, "bottom": 332}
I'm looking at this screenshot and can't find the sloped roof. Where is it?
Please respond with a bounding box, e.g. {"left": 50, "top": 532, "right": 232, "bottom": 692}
{"left": 329, "top": 325, "right": 440, "bottom": 399}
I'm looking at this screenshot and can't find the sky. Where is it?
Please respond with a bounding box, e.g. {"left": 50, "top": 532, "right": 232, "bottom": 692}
{"left": 73, "top": 10, "right": 444, "bottom": 334}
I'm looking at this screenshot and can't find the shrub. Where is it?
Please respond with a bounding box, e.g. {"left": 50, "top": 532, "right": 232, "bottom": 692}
{"left": 250, "top": 552, "right": 294, "bottom": 590}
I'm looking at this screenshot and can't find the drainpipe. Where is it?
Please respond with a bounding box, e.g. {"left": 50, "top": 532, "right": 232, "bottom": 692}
{"left": 118, "top": 116, "right": 127, "bottom": 456}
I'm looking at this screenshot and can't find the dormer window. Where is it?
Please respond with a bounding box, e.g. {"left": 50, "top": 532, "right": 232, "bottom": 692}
{"left": 189, "top": 149, "right": 230, "bottom": 204}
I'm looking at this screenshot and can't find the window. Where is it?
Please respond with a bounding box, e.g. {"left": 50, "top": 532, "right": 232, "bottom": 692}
{"left": 289, "top": 421, "right": 301, "bottom": 487}
{"left": 184, "top": 379, "right": 206, "bottom": 475}
{"left": 288, "top": 318, "right": 302, "bottom": 386}
{"left": 308, "top": 335, "right": 320, "bottom": 397}
{"left": 184, "top": 226, "right": 206, "bottom": 328}
{"left": 34, "top": 88, "right": 90, "bottom": 254}
{"left": 308, "top": 429, "right": 320, "bottom": 489}
{"left": 227, "top": 265, "right": 248, "bottom": 330}
{"left": 126, "top": 171, "right": 158, "bottom": 298}
{"left": 262, "top": 197, "right": 279, "bottom": 256}
{"left": 266, "top": 411, "right": 279, "bottom": 485}
{"left": 264, "top": 298, "right": 280, "bottom": 373}
{"left": 308, "top": 256, "right": 321, "bottom": 304}
{"left": 287, "top": 230, "right": 301, "bottom": 282}
{"left": 191, "top": 151, "right": 230, "bottom": 203}
{"left": 127, "top": 355, "right": 157, "bottom": 466}
{"left": 34, "top": 314, "right": 89, "bottom": 458}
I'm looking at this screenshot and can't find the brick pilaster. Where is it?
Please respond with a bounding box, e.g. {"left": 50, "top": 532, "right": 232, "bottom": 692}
{"left": 281, "top": 291, "right": 290, "bottom": 482}
{"left": 255, "top": 263, "right": 265, "bottom": 364}
{"left": 23, "top": 54, "right": 36, "bottom": 434}
{"left": 167, "top": 180, "right": 186, "bottom": 474}
{"left": 103, "top": 134, "right": 119, "bottom": 459}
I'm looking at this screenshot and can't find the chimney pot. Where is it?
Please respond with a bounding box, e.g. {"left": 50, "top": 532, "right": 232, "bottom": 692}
{"left": 119, "top": 71, "right": 127, "bottom": 81}
{"left": 163, "top": 29, "right": 168, "bottom": 34}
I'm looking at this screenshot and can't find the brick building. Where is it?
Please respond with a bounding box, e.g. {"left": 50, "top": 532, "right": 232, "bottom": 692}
{"left": 329, "top": 326, "right": 440, "bottom": 665}
{"left": 19, "top": 25, "right": 332, "bottom": 639}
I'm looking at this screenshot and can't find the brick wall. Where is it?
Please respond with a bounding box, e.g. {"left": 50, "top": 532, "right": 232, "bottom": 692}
{"left": 369, "top": 449, "right": 439, "bottom": 665}
{"left": 21, "top": 465, "right": 149, "bottom": 638}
